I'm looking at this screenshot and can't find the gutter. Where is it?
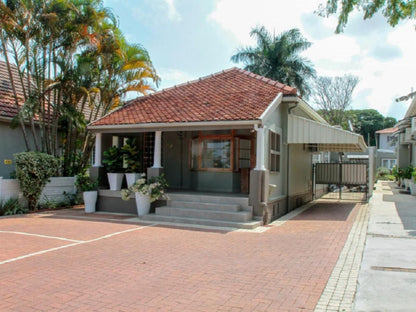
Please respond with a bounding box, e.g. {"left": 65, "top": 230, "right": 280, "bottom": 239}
{"left": 88, "top": 119, "right": 261, "bottom": 132}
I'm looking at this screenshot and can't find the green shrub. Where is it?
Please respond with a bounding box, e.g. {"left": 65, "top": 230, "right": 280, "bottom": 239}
{"left": 0, "top": 198, "right": 28, "bottom": 216}
{"left": 102, "top": 146, "right": 124, "bottom": 172}
{"left": 403, "top": 165, "right": 414, "bottom": 179}
{"left": 376, "top": 167, "right": 390, "bottom": 180}
{"left": 75, "top": 173, "right": 98, "bottom": 192}
{"left": 14, "top": 152, "right": 59, "bottom": 210}
{"left": 121, "top": 138, "right": 141, "bottom": 173}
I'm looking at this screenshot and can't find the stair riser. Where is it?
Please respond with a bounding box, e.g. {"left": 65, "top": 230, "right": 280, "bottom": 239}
{"left": 167, "top": 194, "right": 250, "bottom": 210}
{"left": 141, "top": 214, "right": 261, "bottom": 229}
{"left": 156, "top": 207, "right": 251, "bottom": 222}
{"left": 169, "top": 201, "right": 240, "bottom": 212}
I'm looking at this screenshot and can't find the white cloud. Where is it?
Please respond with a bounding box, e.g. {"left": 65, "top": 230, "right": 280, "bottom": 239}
{"left": 208, "top": 0, "right": 325, "bottom": 45}
{"left": 208, "top": 0, "right": 415, "bottom": 120}
{"left": 161, "top": 0, "right": 181, "bottom": 21}
{"left": 158, "top": 68, "right": 196, "bottom": 89}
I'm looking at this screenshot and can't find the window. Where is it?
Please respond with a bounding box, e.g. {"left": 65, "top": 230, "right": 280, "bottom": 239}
{"left": 382, "top": 159, "right": 396, "bottom": 169}
{"left": 190, "top": 133, "right": 233, "bottom": 171}
{"left": 269, "top": 131, "right": 281, "bottom": 172}
{"left": 201, "top": 139, "right": 231, "bottom": 169}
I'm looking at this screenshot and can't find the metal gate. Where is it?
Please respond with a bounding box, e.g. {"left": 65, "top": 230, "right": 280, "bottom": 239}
{"left": 313, "top": 161, "right": 369, "bottom": 201}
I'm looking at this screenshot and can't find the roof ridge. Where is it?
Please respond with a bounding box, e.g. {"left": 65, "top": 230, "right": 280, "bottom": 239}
{"left": 235, "top": 67, "right": 298, "bottom": 94}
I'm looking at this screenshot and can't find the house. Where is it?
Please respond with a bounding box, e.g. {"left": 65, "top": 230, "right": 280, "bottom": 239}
{"left": 375, "top": 127, "right": 398, "bottom": 169}
{"left": 0, "top": 61, "right": 40, "bottom": 178}
{"left": 88, "top": 68, "right": 366, "bottom": 226}
{"left": 395, "top": 96, "right": 416, "bottom": 168}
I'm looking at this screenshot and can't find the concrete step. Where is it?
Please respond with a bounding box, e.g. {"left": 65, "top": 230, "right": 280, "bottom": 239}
{"left": 167, "top": 193, "right": 250, "bottom": 210}
{"left": 141, "top": 214, "right": 262, "bottom": 230}
{"left": 169, "top": 200, "right": 241, "bottom": 212}
{"left": 156, "top": 206, "right": 252, "bottom": 222}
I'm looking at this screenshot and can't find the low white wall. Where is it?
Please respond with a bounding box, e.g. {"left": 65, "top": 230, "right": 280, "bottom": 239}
{"left": 0, "top": 176, "right": 76, "bottom": 205}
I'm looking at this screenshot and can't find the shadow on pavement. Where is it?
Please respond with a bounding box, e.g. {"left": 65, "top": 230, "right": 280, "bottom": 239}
{"left": 384, "top": 182, "right": 416, "bottom": 234}
{"left": 293, "top": 202, "right": 357, "bottom": 222}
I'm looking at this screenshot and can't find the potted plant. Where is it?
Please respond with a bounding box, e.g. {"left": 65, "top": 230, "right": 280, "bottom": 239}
{"left": 76, "top": 173, "right": 99, "bottom": 213}
{"left": 121, "top": 138, "right": 142, "bottom": 187}
{"left": 103, "top": 146, "right": 124, "bottom": 190}
{"left": 403, "top": 165, "right": 414, "bottom": 191}
{"left": 410, "top": 169, "right": 416, "bottom": 196}
{"left": 121, "top": 174, "right": 168, "bottom": 216}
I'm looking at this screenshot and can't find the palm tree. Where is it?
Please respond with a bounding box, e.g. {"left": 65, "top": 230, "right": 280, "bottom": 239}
{"left": 231, "top": 26, "right": 316, "bottom": 98}
{"left": 0, "top": 0, "right": 159, "bottom": 176}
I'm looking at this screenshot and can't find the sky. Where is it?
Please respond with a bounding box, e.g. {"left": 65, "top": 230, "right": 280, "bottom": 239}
{"left": 103, "top": 0, "right": 416, "bottom": 121}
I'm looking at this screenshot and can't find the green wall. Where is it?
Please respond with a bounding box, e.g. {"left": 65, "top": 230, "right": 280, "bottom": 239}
{"left": 0, "top": 121, "right": 40, "bottom": 178}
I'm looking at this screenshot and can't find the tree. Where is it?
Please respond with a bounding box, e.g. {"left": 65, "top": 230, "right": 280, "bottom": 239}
{"left": 312, "top": 74, "right": 359, "bottom": 126}
{"left": 352, "top": 109, "right": 391, "bottom": 146}
{"left": 317, "top": 0, "right": 416, "bottom": 33}
{"left": 231, "top": 26, "right": 316, "bottom": 98}
{"left": 0, "top": 0, "right": 159, "bottom": 175}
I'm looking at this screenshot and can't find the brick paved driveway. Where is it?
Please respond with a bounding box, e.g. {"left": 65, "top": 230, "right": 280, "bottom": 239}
{"left": 0, "top": 201, "right": 360, "bottom": 312}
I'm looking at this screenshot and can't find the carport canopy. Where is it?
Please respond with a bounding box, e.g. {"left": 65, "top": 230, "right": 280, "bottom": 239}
{"left": 288, "top": 115, "right": 367, "bottom": 152}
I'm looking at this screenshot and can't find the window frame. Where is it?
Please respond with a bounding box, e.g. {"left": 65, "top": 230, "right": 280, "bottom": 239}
{"left": 269, "top": 130, "right": 281, "bottom": 173}
{"left": 190, "top": 131, "right": 235, "bottom": 172}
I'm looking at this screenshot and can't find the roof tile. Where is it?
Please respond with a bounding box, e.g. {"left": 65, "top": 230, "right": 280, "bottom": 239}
{"left": 91, "top": 67, "right": 297, "bottom": 126}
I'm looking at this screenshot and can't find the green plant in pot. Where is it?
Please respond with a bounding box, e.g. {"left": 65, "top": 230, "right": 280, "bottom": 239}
{"left": 121, "top": 138, "right": 142, "bottom": 187}
{"left": 121, "top": 174, "right": 168, "bottom": 216}
{"left": 103, "top": 146, "right": 124, "bottom": 190}
{"left": 76, "top": 173, "right": 99, "bottom": 213}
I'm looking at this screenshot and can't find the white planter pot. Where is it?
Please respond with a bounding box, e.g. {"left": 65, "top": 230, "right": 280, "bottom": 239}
{"left": 410, "top": 181, "right": 416, "bottom": 196}
{"left": 135, "top": 193, "right": 151, "bottom": 216}
{"left": 125, "top": 173, "right": 143, "bottom": 187}
{"left": 83, "top": 191, "right": 97, "bottom": 213}
{"left": 107, "top": 173, "right": 124, "bottom": 191}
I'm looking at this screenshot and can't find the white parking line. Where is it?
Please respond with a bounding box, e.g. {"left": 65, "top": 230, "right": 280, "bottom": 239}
{"left": 0, "top": 224, "right": 156, "bottom": 265}
{"left": 0, "top": 230, "right": 83, "bottom": 243}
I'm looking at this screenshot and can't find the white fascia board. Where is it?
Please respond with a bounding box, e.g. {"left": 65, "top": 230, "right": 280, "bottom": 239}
{"left": 259, "top": 93, "right": 283, "bottom": 124}
{"left": 88, "top": 119, "right": 261, "bottom": 133}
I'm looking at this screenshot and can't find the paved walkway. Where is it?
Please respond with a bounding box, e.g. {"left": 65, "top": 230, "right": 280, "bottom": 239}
{"left": 0, "top": 200, "right": 362, "bottom": 311}
{"left": 353, "top": 181, "right": 416, "bottom": 311}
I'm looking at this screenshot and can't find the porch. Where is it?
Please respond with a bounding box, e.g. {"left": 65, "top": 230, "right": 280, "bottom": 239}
{"left": 90, "top": 127, "right": 265, "bottom": 229}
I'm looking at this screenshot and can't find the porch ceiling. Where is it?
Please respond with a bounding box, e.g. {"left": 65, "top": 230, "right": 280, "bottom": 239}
{"left": 288, "top": 115, "right": 367, "bottom": 152}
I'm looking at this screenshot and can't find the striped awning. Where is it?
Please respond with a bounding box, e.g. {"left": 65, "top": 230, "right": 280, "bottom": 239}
{"left": 288, "top": 115, "right": 367, "bottom": 152}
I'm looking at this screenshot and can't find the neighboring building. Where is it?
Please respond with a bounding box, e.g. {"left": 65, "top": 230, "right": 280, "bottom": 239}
{"left": 0, "top": 61, "right": 40, "bottom": 178}
{"left": 395, "top": 96, "right": 416, "bottom": 168}
{"left": 375, "top": 127, "right": 398, "bottom": 169}
{"left": 88, "top": 67, "right": 366, "bottom": 225}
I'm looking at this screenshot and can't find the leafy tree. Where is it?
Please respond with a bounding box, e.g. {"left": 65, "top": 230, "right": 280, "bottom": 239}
{"left": 312, "top": 75, "right": 359, "bottom": 126}
{"left": 349, "top": 109, "right": 396, "bottom": 146}
{"left": 317, "top": 0, "right": 416, "bottom": 33}
{"left": 0, "top": 0, "right": 159, "bottom": 175}
{"left": 384, "top": 116, "right": 397, "bottom": 128}
{"left": 231, "top": 26, "right": 316, "bottom": 98}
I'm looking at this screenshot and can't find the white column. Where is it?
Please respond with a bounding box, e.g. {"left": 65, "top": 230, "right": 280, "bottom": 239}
{"left": 94, "top": 132, "right": 102, "bottom": 167}
{"left": 152, "top": 131, "right": 162, "bottom": 168}
{"left": 255, "top": 125, "right": 266, "bottom": 170}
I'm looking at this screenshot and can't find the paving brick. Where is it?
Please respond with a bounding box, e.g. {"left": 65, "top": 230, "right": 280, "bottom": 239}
{"left": 0, "top": 201, "right": 361, "bottom": 311}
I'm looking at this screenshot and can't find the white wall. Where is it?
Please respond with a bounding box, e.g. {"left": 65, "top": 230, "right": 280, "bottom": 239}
{"left": 0, "top": 177, "right": 76, "bottom": 205}
{"left": 263, "top": 103, "right": 286, "bottom": 200}
{"left": 379, "top": 133, "right": 396, "bottom": 151}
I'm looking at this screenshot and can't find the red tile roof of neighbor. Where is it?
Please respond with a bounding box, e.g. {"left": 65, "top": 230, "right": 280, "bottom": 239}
{"left": 90, "top": 67, "right": 298, "bottom": 127}
{"left": 376, "top": 127, "right": 398, "bottom": 134}
{"left": 0, "top": 61, "right": 25, "bottom": 119}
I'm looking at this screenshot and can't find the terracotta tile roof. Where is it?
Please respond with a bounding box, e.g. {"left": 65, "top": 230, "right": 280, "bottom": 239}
{"left": 376, "top": 127, "right": 398, "bottom": 134}
{"left": 0, "top": 61, "right": 25, "bottom": 119}
{"left": 90, "top": 67, "right": 298, "bottom": 127}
